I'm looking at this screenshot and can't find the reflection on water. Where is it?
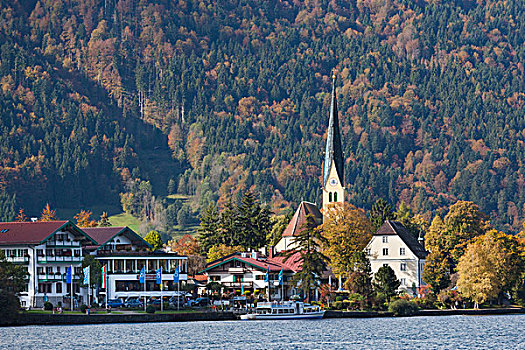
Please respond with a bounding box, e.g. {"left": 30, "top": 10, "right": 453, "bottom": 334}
{"left": 0, "top": 314, "right": 524, "bottom": 349}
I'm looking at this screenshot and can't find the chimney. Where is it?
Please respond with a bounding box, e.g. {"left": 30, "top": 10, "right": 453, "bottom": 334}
{"left": 418, "top": 225, "right": 425, "bottom": 249}
{"left": 268, "top": 246, "right": 274, "bottom": 259}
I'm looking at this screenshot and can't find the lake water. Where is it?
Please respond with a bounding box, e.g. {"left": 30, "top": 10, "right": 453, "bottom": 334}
{"left": 1, "top": 315, "right": 524, "bottom": 349}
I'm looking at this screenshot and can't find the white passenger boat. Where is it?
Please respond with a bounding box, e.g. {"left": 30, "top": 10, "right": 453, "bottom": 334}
{"left": 240, "top": 301, "right": 325, "bottom": 320}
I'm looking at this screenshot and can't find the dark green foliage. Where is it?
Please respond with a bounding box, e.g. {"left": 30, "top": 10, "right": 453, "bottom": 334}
{"left": 346, "top": 252, "right": 373, "bottom": 305}
{"left": 388, "top": 299, "right": 419, "bottom": 316}
{"left": 146, "top": 305, "right": 156, "bottom": 314}
{"left": 0, "top": 0, "right": 524, "bottom": 232}
{"left": 0, "top": 251, "right": 26, "bottom": 294}
{"left": 373, "top": 265, "right": 401, "bottom": 302}
{"left": 80, "top": 304, "right": 88, "bottom": 313}
{"left": 370, "top": 199, "right": 396, "bottom": 232}
{"left": 43, "top": 301, "right": 53, "bottom": 311}
{"left": 81, "top": 255, "right": 102, "bottom": 287}
{"left": 284, "top": 215, "right": 328, "bottom": 302}
{"left": 198, "top": 192, "right": 271, "bottom": 254}
{"left": 0, "top": 293, "right": 20, "bottom": 324}
{"left": 0, "top": 190, "right": 16, "bottom": 222}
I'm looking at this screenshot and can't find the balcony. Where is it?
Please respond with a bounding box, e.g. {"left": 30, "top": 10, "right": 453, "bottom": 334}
{"left": 6, "top": 256, "right": 29, "bottom": 264}
{"left": 37, "top": 273, "right": 80, "bottom": 282}
{"left": 228, "top": 267, "right": 246, "bottom": 273}
{"left": 222, "top": 281, "right": 254, "bottom": 288}
{"left": 46, "top": 240, "right": 81, "bottom": 247}
{"left": 37, "top": 256, "right": 83, "bottom": 264}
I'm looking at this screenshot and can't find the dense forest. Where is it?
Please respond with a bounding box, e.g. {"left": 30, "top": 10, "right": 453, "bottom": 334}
{"left": 0, "top": 0, "right": 524, "bottom": 233}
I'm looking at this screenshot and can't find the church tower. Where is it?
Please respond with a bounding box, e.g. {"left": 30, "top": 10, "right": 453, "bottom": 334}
{"left": 322, "top": 75, "right": 345, "bottom": 215}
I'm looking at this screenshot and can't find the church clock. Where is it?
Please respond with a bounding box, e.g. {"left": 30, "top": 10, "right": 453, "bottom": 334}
{"left": 329, "top": 178, "right": 338, "bottom": 187}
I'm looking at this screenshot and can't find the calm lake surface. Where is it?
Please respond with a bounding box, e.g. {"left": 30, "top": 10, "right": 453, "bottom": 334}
{"left": 1, "top": 315, "right": 524, "bottom": 349}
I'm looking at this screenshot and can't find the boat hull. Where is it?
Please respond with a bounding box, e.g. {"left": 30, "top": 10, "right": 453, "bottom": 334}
{"left": 243, "top": 311, "right": 325, "bottom": 320}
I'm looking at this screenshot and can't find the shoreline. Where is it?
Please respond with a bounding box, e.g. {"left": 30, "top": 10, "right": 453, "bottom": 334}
{"left": 2, "top": 307, "right": 524, "bottom": 327}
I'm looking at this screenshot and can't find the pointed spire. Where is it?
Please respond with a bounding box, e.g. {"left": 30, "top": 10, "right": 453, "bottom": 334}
{"left": 323, "top": 74, "right": 344, "bottom": 188}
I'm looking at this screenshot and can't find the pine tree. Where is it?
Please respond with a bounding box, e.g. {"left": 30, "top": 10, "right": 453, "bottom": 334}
{"left": 98, "top": 212, "right": 111, "bottom": 227}
{"left": 197, "top": 203, "right": 221, "bottom": 254}
{"left": 373, "top": 265, "right": 400, "bottom": 302}
{"left": 370, "top": 199, "right": 396, "bottom": 232}
{"left": 284, "top": 215, "right": 328, "bottom": 302}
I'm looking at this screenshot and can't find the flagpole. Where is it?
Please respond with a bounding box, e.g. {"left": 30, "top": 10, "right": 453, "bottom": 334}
{"left": 105, "top": 265, "right": 108, "bottom": 311}
{"left": 144, "top": 272, "right": 147, "bottom": 313}
{"left": 70, "top": 265, "right": 73, "bottom": 311}
{"left": 88, "top": 269, "right": 91, "bottom": 307}
{"left": 160, "top": 267, "right": 163, "bottom": 312}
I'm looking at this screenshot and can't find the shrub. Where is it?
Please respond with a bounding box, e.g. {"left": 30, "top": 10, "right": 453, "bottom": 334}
{"left": 332, "top": 301, "right": 343, "bottom": 310}
{"left": 80, "top": 304, "right": 88, "bottom": 313}
{"left": 0, "top": 293, "right": 20, "bottom": 323}
{"left": 335, "top": 296, "right": 344, "bottom": 302}
{"left": 146, "top": 305, "right": 156, "bottom": 314}
{"left": 43, "top": 301, "right": 53, "bottom": 311}
{"left": 91, "top": 302, "right": 99, "bottom": 308}
{"left": 388, "top": 299, "right": 419, "bottom": 316}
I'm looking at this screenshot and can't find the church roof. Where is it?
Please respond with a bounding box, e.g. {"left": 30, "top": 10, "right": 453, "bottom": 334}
{"left": 282, "top": 201, "right": 322, "bottom": 237}
{"left": 375, "top": 220, "right": 428, "bottom": 259}
{"left": 322, "top": 75, "right": 344, "bottom": 187}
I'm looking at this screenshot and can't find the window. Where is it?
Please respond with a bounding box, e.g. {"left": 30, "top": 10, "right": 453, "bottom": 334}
{"left": 383, "top": 264, "right": 389, "bottom": 267}
{"left": 400, "top": 248, "right": 406, "bottom": 256}
{"left": 382, "top": 236, "right": 388, "bottom": 243}
{"left": 256, "top": 275, "right": 265, "bottom": 280}
{"left": 400, "top": 263, "right": 407, "bottom": 271}
{"left": 382, "top": 248, "right": 389, "bottom": 256}
{"left": 365, "top": 248, "right": 371, "bottom": 256}
{"left": 400, "top": 278, "right": 406, "bottom": 286}
{"left": 56, "top": 282, "right": 62, "bottom": 294}
{"left": 329, "top": 192, "right": 333, "bottom": 202}
{"left": 334, "top": 192, "right": 338, "bottom": 202}
{"left": 46, "top": 266, "right": 53, "bottom": 274}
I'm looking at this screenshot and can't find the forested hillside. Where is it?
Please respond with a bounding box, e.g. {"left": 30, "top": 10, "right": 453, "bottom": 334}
{"left": 0, "top": 0, "right": 524, "bottom": 232}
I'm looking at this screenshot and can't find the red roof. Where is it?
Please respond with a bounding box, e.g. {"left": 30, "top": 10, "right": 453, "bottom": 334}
{"left": 267, "top": 251, "right": 303, "bottom": 273}
{"left": 0, "top": 221, "right": 86, "bottom": 245}
{"left": 82, "top": 226, "right": 151, "bottom": 249}
{"left": 282, "top": 202, "right": 322, "bottom": 237}
{"left": 203, "top": 251, "right": 303, "bottom": 273}
{"left": 82, "top": 227, "right": 126, "bottom": 246}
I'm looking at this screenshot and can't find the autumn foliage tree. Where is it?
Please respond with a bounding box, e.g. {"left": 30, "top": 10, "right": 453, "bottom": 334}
{"left": 40, "top": 203, "right": 57, "bottom": 221}
{"left": 456, "top": 230, "right": 524, "bottom": 308}
{"left": 74, "top": 210, "right": 98, "bottom": 227}
{"left": 206, "top": 244, "right": 244, "bottom": 263}
{"left": 168, "top": 234, "right": 200, "bottom": 256}
{"left": 321, "top": 203, "right": 373, "bottom": 281}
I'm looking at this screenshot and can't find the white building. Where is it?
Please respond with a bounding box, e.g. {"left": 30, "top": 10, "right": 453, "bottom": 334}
{"left": 365, "top": 220, "right": 427, "bottom": 295}
{"left": 0, "top": 220, "right": 96, "bottom": 308}
{"left": 201, "top": 251, "right": 301, "bottom": 301}
{"left": 83, "top": 227, "right": 188, "bottom": 301}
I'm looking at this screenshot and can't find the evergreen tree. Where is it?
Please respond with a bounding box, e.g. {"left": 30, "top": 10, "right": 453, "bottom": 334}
{"left": 284, "top": 215, "right": 328, "bottom": 302}
{"left": 373, "top": 265, "right": 400, "bottom": 302}
{"left": 197, "top": 204, "right": 221, "bottom": 254}
{"left": 98, "top": 212, "right": 111, "bottom": 227}
{"left": 370, "top": 199, "right": 396, "bottom": 232}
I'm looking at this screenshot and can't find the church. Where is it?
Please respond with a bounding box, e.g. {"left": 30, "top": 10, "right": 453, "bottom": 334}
{"left": 274, "top": 75, "right": 428, "bottom": 295}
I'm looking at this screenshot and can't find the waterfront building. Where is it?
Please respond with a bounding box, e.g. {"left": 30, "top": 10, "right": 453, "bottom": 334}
{"left": 365, "top": 220, "right": 428, "bottom": 295}
{"left": 201, "top": 250, "right": 301, "bottom": 301}
{"left": 0, "top": 220, "right": 96, "bottom": 308}
{"left": 83, "top": 226, "right": 188, "bottom": 301}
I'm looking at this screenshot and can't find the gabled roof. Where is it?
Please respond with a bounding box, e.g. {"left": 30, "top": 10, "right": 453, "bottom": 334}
{"left": 282, "top": 201, "right": 322, "bottom": 237}
{"left": 201, "top": 253, "right": 295, "bottom": 274}
{"left": 267, "top": 251, "right": 303, "bottom": 273}
{"left": 375, "top": 220, "right": 428, "bottom": 259}
{"left": 322, "top": 75, "right": 344, "bottom": 187}
{"left": 0, "top": 220, "right": 96, "bottom": 246}
{"left": 82, "top": 226, "right": 152, "bottom": 250}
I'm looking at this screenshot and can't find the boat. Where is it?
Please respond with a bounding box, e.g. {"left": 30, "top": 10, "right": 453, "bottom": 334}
{"left": 241, "top": 301, "right": 325, "bottom": 320}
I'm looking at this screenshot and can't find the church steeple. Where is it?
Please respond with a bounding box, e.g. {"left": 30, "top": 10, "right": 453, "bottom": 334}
{"left": 322, "top": 74, "right": 345, "bottom": 213}
{"left": 322, "top": 75, "right": 344, "bottom": 188}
